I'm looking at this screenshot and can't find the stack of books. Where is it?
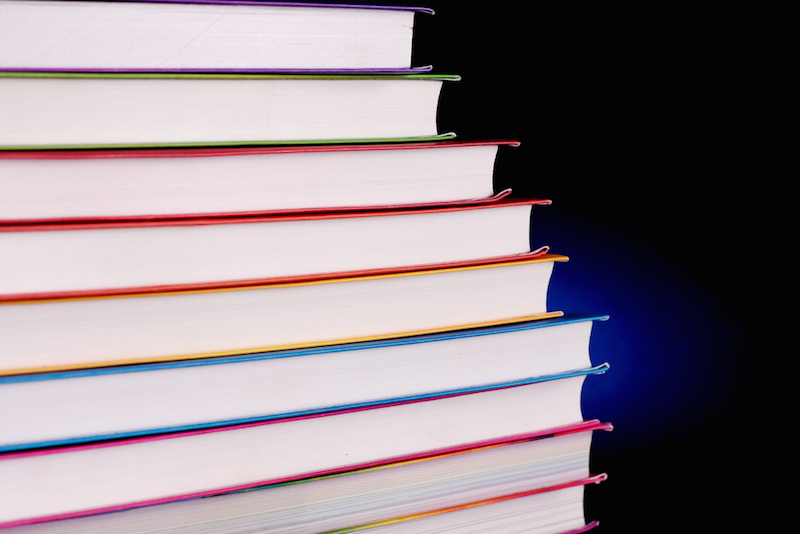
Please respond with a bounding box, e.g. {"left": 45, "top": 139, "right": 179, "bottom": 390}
{"left": 0, "top": 2, "right": 611, "bottom": 533}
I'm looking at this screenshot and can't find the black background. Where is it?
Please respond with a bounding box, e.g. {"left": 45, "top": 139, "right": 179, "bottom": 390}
{"left": 409, "top": 3, "right": 766, "bottom": 533}
{"left": 2, "top": 1, "right": 775, "bottom": 532}
{"left": 306, "top": 1, "right": 767, "bottom": 531}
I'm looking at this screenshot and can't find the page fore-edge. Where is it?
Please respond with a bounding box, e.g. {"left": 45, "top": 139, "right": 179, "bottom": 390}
{"left": 0, "top": 420, "right": 612, "bottom": 529}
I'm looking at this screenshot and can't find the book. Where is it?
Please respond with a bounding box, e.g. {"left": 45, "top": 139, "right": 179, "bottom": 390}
{"left": 0, "top": 254, "right": 566, "bottom": 375}
{"left": 0, "top": 421, "right": 610, "bottom": 532}
{"left": 0, "top": 0, "right": 433, "bottom": 73}
{"left": 0, "top": 72, "right": 458, "bottom": 149}
{"left": 0, "top": 314, "right": 608, "bottom": 452}
{"left": 0, "top": 375, "right": 605, "bottom": 528}
{"left": 0, "top": 197, "right": 550, "bottom": 298}
{"left": 0, "top": 3, "right": 614, "bottom": 531}
{"left": 0, "top": 140, "right": 519, "bottom": 223}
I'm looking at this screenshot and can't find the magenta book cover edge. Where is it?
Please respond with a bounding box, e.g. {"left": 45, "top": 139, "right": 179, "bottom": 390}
{"left": 0, "top": 422, "right": 610, "bottom": 529}
{"left": 2, "top": 66, "right": 436, "bottom": 75}
{"left": 0, "top": 189, "right": 518, "bottom": 225}
{"left": 0, "top": 194, "right": 548, "bottom": 232}
{"left": 18, "top": 0, "right": 435, "bottom": 14}
{"left": 0, "top": 140, "right": 521, "bottom": 161}
{"left": 560, "top": 520, "right": 601, "bottom": 534}
{"left": 0, "top": 410, "right": 609, "bottom": 462}
{"left": 95, "top": 0, "right": 436, "bottom": 14}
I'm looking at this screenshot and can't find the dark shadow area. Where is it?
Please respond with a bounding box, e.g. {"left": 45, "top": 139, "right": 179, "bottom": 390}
{"left": 415, "top": 3, "right": 765, "bottom": 531}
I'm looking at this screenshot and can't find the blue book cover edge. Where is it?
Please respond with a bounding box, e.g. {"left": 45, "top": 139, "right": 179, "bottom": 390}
{"left": 1, "top": 313, "right": 610, "bottom": 385}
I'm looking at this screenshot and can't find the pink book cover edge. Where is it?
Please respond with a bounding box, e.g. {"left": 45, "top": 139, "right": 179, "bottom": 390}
{"left": 0, "top": 192, "right": 550, "bottom": 230}
{"left": 0, "top": 140, "right": 520, "bottom": 161}
{"left": 562, "top": 520, "right": 601, "bottom": 534}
